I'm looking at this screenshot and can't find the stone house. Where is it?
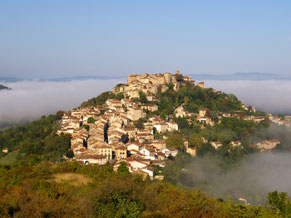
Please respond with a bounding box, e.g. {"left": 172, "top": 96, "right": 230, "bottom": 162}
{"left": 121, "top": 98, "right": 133, "bottom": 107}
{"left": 139, "top": 146, "right": 156, "bottom": 160}
{"left": 256, "top": 139, "right": 280, "bottom": 151}
{"left": 127, "top": 142, "right": 143, "bottom": 152}
{"left": 75, "top": 153, "right": 107, "bottom": 165}
{"left": 174, "top": 106, "right": 192, "bottom": 118}
{"left": 154, "top": 123, "right": 169, "bottom": 133}
{"left": 149, "top": 116, "right": 164, "bottom": 124}
{"left": 156, "top": 151, "right": 166, "bottom": 160}
{"left": 141, "top": 103, "right": 158, "bottom": 112}
{"left": 141, "top": 166, "right": 154, "bottom": 179}
{"left": 123, "top": 126, "right": 138, "bottom": 139}
{"left": 106, "top": 99, "right": 122, "bottom": 108}
{"left": 197, "top": 82, "right": 205, "bottom": 88}
{"left": 183, "top": 76, "right": 192, "bottom": 82}
{"left": 222, "top": 113, "right": 231, "bottom": 118}
{"left": 71, "top": 136, "right": 85, "bottom": 150}
{"left": 211, "top": 141, "right": 223, "bottom": 150}
{"left": 128, "top": 107, "right": 146, "bottom": 121}
{"left": 125, "top": 157, "right": 150, "bottom": 171}
{"left": 198, "top": 117, "right": 214, "bottom": 126}
{"left": 146, "top": 95, "right": 158, "bottom": 102}
{"left": 162, "top": 148, "right": 178, "bottom": 157}
{"left": 151, "top": 139, "right": 166, "bottom": 150}
{"left": 127, "top": 90, "right": 140, "bottom": 99}
{"left": 230, "top": 141, "right": 241, "bottom": 147}
{"left": 136, "top": 132, "right": 154, "bottom": 141}
{"left": 114, "top": 144, "right": 127, "bottom": 160}
{"left": 90, "top": 143, "right": 112, "bottom": 161}
{"left": 2, "top": 148, "right": 8, "bottom": 153}
{"left": 166, "top": 121, "right": 178, "bottom": 131}
{"left": 199, "top": 108, "right": 208, "bottom": 117}
{"left": 186, "top": 147, "right": 197, "bottom": 157}
{"left": 254, "top": 117, "right": 265, "bottom": 123}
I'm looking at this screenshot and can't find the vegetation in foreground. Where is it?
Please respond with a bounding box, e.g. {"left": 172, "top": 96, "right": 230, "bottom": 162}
{"left": 1, "top": 157, "right": 287, "bottom": 217}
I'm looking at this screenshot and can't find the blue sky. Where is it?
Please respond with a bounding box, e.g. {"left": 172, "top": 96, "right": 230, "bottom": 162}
{"left": 0, "top": 0, "right": 290, "bottom": 78}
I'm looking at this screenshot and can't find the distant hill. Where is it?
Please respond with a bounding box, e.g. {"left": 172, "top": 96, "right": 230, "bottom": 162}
{"left": 191, "top": 72, "right": 291, "bottom": 81}
{"left": 0, "top": 84, "right": 11, "bottom": 90}
{"left": 44, "top": 75, "right": 126, "bottom": 82}
{"left": 50, "top": 72, "right": 290, "bottom": 82}
{"left": 0, "top": 76, "right": 21, "bottom": 82}
{"left": 2, "top": 72, "right": 290, "bottom": 83}
{"left": 0, "top": 75, "right": 126, "bottom": 83}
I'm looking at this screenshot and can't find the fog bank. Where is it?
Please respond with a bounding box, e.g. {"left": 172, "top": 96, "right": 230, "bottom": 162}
{"left": 1, "top": 79, "right": 291, "bottom": 125}
{"left": 185, "top": 152, "right": 291, "bottom": 204}
{"left": 205, "top": 80, "right": 291, "bottom": 114}
{"left": 0, "top": 79, "right": 122, "bottom": 123}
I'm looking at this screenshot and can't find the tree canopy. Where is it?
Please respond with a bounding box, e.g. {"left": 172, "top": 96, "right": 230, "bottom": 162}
{"left": 166, "top": 133, "right": 184, "bottom": 150}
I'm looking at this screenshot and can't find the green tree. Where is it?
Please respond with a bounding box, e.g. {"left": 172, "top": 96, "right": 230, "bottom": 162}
{"left": 267, "top": 191, "right": 291, "bottom": 216}
{"left": 184, "top": 96, "right": 190, "bottom": 105}
{"left": 139, "top": 91, "right": 148, "bottom": 103}
{"left": 117, "top": 162, "right": 130, "bottom": 174}
{"left": 87, "top": 117, "right": 96, "bottom": 123}
{"left": 80, "top": 91, "right": 115, "bottom": 107}
{"left": 174, "top": 117, "right": 189, "bottom": 129}
{"left": 196, "top": 143, "right": 216, "bottom": 157}
{"left": 175, "top": 74, "right": 184, "bottom": 81}
{"left": 189, "top": 133, "right": 203, "bottom": 147}
{"left": 114, "top": 92, "right": 124, "bottom": 100}
{"left": 216, "top": 130, "right": 236, "bottom": 144}
{"left": 82, "top": 125, "right": 90, "bottom": 131}
{"left": 55, "top": 110, "right": 64, "bottom": 119}
{"left": 160, "top": 111, "right": 167, "bottom": 120}
{"left": 166, "top": 134, "right": 184, "bottom": 150}
{"left": 134, "top": 119, "right": 144, "bottom": 130}
{"left": 65, "top": 150, "right": 75, "bottom": 158}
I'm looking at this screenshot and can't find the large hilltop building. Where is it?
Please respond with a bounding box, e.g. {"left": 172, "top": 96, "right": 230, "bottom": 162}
{"left": 113, "top": 70, "right": 197, "bottom": 99}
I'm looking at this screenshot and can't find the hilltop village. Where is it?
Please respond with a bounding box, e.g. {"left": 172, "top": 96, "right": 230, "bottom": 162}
{"left": 57, "top": 70, "right": 291, "bottom": 179}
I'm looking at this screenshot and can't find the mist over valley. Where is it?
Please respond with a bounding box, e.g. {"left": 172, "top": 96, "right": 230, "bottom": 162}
{"left": 0, "top": 76, "right": 290, "bottom": 127}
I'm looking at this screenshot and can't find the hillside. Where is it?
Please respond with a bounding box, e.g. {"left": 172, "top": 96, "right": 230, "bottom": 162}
{"left": 191, "top": 72, "right": 291, "bottom": 81}
{"left": 0, "top": 71, "right": 291, "bottom": 216}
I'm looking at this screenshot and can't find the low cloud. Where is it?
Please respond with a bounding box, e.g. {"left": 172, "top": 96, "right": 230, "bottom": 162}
{"left": 1, "top": 79, "right": 290, "bottom": 125}
{"left": 184, "top": 152, "right": 291, "bottom": 204}
{"left": 205, "top": 80, "right": 291, "bottom": 114}
{"left": 0, "top": 79, "right": 123, "bottom": 124}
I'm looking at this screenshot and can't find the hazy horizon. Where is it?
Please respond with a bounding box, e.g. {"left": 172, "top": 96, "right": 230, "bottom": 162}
{"left": 1, "top": 71, "right": 291, "bottom": 81}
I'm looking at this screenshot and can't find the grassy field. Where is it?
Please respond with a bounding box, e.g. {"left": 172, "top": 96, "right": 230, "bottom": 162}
{"left": 53, "top": 173, "right": 92, "bottom": 186}
{"left": 0, "top": 150, "right": 20, "bottom": 165}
